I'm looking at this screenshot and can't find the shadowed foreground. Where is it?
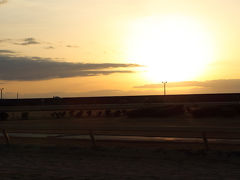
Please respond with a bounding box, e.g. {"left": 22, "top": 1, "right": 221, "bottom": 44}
{"left": 0, "top": 144, "right": 240, "bottom": 180}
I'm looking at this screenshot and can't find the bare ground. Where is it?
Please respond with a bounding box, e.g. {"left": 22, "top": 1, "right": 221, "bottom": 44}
{"left": 0, "top": 141, "right": 240, "bottom": 180}
{"left": 1, "top": 116, "right": 240, "bottom": 179}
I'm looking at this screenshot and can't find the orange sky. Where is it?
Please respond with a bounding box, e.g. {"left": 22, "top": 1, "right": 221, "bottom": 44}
{"left": 0, "top": 0, "right": 240, "bottom": 98}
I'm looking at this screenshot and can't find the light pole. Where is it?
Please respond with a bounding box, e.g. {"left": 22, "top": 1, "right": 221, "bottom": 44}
{"left": 0, "top": 88, "right": 4, "bottom": 99}
{"left": 162, "top": 82, "right": 167, "bottom": 95}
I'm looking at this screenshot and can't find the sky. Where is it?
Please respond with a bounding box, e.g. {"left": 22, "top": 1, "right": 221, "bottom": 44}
{"left": 0, "top": 0, "right": 240, "bottom": 98}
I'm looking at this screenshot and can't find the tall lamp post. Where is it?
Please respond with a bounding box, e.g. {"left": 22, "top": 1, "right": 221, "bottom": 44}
{"left": 0, "top": 88, "right": 4, "bottom": 99}
{"left": 162, "top": 82, "right": 167, "bottom": 95}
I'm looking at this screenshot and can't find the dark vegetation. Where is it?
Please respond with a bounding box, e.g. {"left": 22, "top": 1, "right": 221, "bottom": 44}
{"left": 51, "top": 111, "right": 66, "bottom": 119}
{"left": 0, "top": 112, "right": 9, "bottom": 121}
{"left": 126, "top": 104, "right": 240, "bottom": 118}
{"left": 187, "top": 104, "right": 240, "bottom": 118}
{"left": 1, "top": 104, "right": 240, "bottom": 121}
{"left": 48, "top": 109, "right": 127, "bottom": 119}
{"left": 21, "top": 112, "right": 29, "bottom": 120}
{"left": 1, "top": 93, "right": 240, "bottom": 120}
{"left": 1, "top": 93, "right": 240, "bottom": 106}
{"left": 127, "top": 105, "right": 185, "bottom": 118}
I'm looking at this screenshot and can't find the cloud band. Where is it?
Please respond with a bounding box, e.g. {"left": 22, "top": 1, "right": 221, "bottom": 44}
{"left": 0, "top": 54, "right": 140, "bottom": 81}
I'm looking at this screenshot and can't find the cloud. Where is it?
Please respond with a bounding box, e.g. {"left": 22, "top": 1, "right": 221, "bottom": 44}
{"left": 134, "top": 81, "right": 203, "bottom": 88}
{"left": 0, "top": 39, "right": 12, "bottom": 43}
{"left": 0, "top": 38, "right": 80, "bottom": 50}
{"left": 0, "top": 54, "right": 140, "bottom": 81}
{"left": 0, "top": 49, "right": 15, "bottom": 54}
{"left": 0, "top": 37, "right": 41, "bottom": 46}
{"left": 44, "top": 46, "right": 55, "bottom": 49}
{"left": 6, "top": 89, "right": 162, "bottom": 98}
{"left": 15, "top": 37, "right": 40, "bottom": 46}
{"left": 134, "top": 79, "right": 240, "bottom": 94}
{"left": 66, "top": 45, "right": 79, "bottom": 48}
{"left": 135, "top": 80, "right": 240, "bottom": 88}
{"left": 0, "top": 0, "right": 7, "bottom": 5}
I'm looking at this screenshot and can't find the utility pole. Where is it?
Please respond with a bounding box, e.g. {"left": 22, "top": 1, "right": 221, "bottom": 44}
{"left": 162, "top": 82, "right": 167, "bottom": 95}
{"left": 0, "top": 88, "right": 4, "bottom": 99}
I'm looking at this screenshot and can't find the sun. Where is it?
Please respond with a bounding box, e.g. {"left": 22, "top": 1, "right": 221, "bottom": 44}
{"left": 126, "top": 15, "right": 214, "bottom": 82}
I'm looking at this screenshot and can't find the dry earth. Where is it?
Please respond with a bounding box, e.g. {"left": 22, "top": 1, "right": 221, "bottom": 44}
{"left": 1, "top": 116, "right": 240, "bottom": 179}
{"left": 0, "top": 143, "right": 240, "bottom": 180}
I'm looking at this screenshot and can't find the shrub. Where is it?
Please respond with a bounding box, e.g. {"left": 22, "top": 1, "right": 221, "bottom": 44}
{"left": 0, "top": 112, "right": 9, "bottom": 121}
{"left": 68, "top": 110, "right": 75, "bottom": 117}
{"left": 97, "top": 111, "right": 102, "bottom": 117}
{"left": 75, "top": 111, "right": 83, "bottom": 118}
{"left": 21, "top": 112, "right": 29, "bottom": 120}
{"left": 105, "top": 109, "right": 112, "bottom": 117}
{"left": 86, "top": 110, "right": 92, "bottom": 117}
{"left": 113, "top": 110, "right": 122, "bottom": 117}
{"left": 189, "top": 105, "right": 240, "bottom": 118}
{"left": 127, "top": 105, "right": 185, "bottom": 118}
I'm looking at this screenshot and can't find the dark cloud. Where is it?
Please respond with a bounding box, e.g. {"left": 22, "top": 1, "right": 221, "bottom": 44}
{"left": 15, "top": 38, "right": 40, "bottom": 46}
{"left": 0, "top": 0, "right": 7, "bottom": 5}
{"left": 0, "top": 49, "right": 15, "bottom": 54}
{"left": 0, "top": 54, "right": 140, "bottom": 81}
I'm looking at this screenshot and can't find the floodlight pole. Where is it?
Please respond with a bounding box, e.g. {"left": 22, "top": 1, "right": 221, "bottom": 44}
{"left": 162, "top": 82, "right": 167, "bottom": 95}
{"left": 0, "top": 88, "right": 4, "bottom": 99}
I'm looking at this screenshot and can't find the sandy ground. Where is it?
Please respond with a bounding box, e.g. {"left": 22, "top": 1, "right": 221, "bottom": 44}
{"left": 0, "top": 138, "right": 240, "bottom": 180}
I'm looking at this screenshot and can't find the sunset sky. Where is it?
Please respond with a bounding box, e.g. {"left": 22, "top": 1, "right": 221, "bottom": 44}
{"left": 1, "top": 0, "right": 240, "bottom": 98}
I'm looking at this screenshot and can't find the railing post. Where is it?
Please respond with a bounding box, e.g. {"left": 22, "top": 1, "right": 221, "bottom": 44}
{"left": 89, "top": 130, "right": 96, "bottom": 148}
{"left": 2, "top": 129, "right": 10, "bottom": 146}
{"left": 202, "top": 132, "right": 209, "bottom": 151}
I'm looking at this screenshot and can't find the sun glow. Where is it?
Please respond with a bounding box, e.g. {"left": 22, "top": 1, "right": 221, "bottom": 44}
{"left": 126, "top": 15, "right": 215, "bottom": 82}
